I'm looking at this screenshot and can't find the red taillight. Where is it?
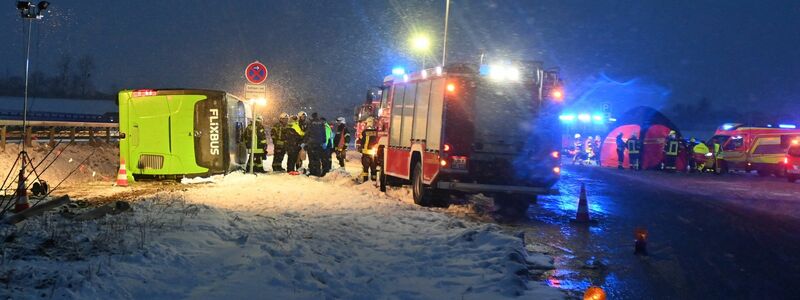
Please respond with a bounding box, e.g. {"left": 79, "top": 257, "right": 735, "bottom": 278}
{"left": 132, "top": 89, "right": 157, "bottom": 97}
{"left": 443, "top": 144, "right": 451, "bottom": 152}
{"left": 785, "top": 157, "right": 790, "bottom": 164}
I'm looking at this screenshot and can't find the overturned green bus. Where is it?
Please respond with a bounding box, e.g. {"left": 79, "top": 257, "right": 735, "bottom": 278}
{"left": 119, "top": 89, "right": 249, "bottom": 180}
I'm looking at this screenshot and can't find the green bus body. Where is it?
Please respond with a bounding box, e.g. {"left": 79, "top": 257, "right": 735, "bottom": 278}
{"left": 119, "top": 89, "right": 248, "bottom": 180}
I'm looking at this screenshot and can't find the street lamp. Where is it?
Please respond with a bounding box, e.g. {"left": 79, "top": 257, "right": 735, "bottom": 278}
{"left": 410, "top": 34, "right": 431, "bottom": 69}
{"left": 249, "top": 97, "right": 267, "bottom": 174}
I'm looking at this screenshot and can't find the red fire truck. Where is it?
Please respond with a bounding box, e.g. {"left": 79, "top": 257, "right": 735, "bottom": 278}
{"left": 357, "top": 62, "right": 564, "bottom": 208}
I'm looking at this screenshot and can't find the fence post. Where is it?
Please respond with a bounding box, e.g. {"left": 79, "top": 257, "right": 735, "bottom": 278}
{"left": 25, "top": 126, "right": 33, "bottom": 147}
{"left": 70, "top": 127, "right": 76, "bottom": 143}
{"left": 88, "top": 128, "right": 95, "bottom": 146}
{"left": 0, "top": 126, "right": 5, "bottom": 150}
{"left": 49, "top": 126, "right": 56, "bottom": 147}
{"left": 106, "top": 128, "right": 111, "bottom": 144}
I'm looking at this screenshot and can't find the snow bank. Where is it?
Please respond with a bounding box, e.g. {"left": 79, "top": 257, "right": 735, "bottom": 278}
{"left": 0, "top": 171, "right": 565, "bottom": 299}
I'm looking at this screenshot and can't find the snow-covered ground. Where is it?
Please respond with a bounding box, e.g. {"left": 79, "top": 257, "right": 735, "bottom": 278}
{"left": 0, "top": 154, "right": 566, "bottom": 299}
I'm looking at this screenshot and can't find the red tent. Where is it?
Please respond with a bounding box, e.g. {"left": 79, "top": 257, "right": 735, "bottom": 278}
{"left": 600, "top": 107, "right": 682, "bottom": 170}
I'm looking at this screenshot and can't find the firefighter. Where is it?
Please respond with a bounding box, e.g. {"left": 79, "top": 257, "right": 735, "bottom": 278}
{"left": 663, "top": 130, "right": 679, "bottom": 171}
{"left": 615, "top": 132, "right": 625, "bottom": 169}
{"left": 305, "top": 113, "right": 328, "bottom": 177}
{"left": 686, "top": 137, "right": 698, "bottom": 173}
{"left": 627, "top": 134, "right": 640, "bottom": 170}
{"left": 244, "top": 116, "right": 268, "bottom": 173}
{"left": 321, "top": 117, "right": 334, "bottom": 174}
{"left": 334, "top": 117, "right": 351, "bottom": 169}
{"left": 692, "top": 140, "right": 710, "bottom": 172}
{"left": 572, "top": 134, "right": 583, "bottom": 165}
{"left": 585, "top": 136, "right": 595, "bottom": 165}
{"left": 270, "top": 113, "right": 290, "bottom": 172}
{"left": 594, "top": 135, "right": 602, "bottom": 165}
{"left": 358, "top": 117, "right": 379, "bottom": 182}
{"left": 296, "top": 111, "right": 309, "bottom": 171}
{"left": 286, "top": 115, "right": 305, "bottom": 175}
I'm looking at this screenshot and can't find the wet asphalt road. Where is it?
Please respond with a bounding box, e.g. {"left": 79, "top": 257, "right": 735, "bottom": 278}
{"left": 512, "top": 165, "right": 800, "bottom": 299}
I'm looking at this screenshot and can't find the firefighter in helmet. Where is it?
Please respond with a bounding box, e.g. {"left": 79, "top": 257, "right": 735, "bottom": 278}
{"left": 270, "top": 113, "right": 290, "bottom": 172}
{"left": 663, "top": 130, "right": 679, "bottom": 171}
{"left": 285, "top": 115, "right": 305, "bottom": 175}
{"left": 627, "top": 133, "right": 640, "bottom": 170}
{"left": 571, "top": 133, "right": 583, "bottom": 165}
{"left": 615, "top": 132, "right": 625, "bottom": 169}
{"left": 334, "top": 117, "right": 351, "bottom": 169}
{"left": 244, "top": 116, "right": 268, "bottom": 173}
{"left": 358, "top": 117, "right": 379, "bottom": 182}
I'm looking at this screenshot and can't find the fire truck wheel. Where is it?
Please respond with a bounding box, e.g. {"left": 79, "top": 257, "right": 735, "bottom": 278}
{"left": 412, "top": 162, "right": 434, "bottom": 207}
{"left": 494, "top": 194, "right": 530, "bottom": 217}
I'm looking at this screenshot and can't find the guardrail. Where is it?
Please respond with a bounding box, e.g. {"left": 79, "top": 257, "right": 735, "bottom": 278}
{"left": 0, "top": 120, "right": 118, "bottom": 150}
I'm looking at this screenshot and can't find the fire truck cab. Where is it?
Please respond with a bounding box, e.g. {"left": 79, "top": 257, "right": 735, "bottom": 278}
{"left": 369, "top": 62, "right": 563, "bottom": 209}
{"left": 713, "top": 123, "right": 800, "bottom": 176}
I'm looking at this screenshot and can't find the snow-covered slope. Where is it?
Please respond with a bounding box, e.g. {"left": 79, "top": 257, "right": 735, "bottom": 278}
{"left": 1, "top": 170, "right": 565, "bottom": 299}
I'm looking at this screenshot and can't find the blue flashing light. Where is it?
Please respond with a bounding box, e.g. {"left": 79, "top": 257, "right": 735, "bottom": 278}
{"left": 721, "top": 124, "right": 735, "bottom": 130}
{"left": 608, "top": 118, "right": 618, "bottom": 122}
{"left": 559, "top": 114, "right": 575, "bottom": 122}
{"left": 391, "top": 67, "right": 406, "bottom": 76}
{"left": 779, "top": 124, "right": 797, "bottom": 129}
{"left": 578, "top": 114, "right": 591, "bottom": 123}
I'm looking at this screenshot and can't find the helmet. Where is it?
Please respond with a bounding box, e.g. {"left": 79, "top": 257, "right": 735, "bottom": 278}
{"left": 298, "top": 111, "right": 307, "bottom": 118}
{"left": 586, "top": 136, "right": 594, "bottom": 141}
{"left": 690, "top": 137, "right": 696, "bottom": 143}
{"left": 365, "top": 117, "right": 375, "bottom": 127}
{"left": 574, "top": 133, "right": 581, "bottom": 139}
{"left": 669, "top": 130, "right": 676, "bottom": 135}
{"left": 256, "top": 116, "right": 263, "bottom": 122}
{"left": 336, "top": 117, "right": 346, "bottom": 124}
{"left": 279, "top": 112, "right": 289, "bottom": 119}
{"left": 595, "top": 135, "right": 601, "bottom": 140}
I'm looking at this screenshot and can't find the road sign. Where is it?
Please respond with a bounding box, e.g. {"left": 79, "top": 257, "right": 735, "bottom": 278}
{"left": 244, "top": 83, "right": 266, "bottom": 100}
{"left": 245, "top": 61, "right": 268, "bottom": 84}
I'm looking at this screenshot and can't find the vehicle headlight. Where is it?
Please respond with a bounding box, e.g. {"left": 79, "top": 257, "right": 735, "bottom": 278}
{"left": 705, "top": 153, "right": 713, "bottom": 157}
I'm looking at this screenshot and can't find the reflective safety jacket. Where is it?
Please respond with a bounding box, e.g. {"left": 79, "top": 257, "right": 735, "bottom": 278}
{"left": 359, "top": 127, "right": 378, "bottom": 155}
{"left": 627, "top": 137, "right": 640, "bottom": 154}
{"left": 324, "top": 123, "right": 334, "bottom": 150}
{"left": 665, "top": 138, "right": 679, "bottom": 156}
{"left": 244, "top": 122, "right": 268, "bottom": 154}
{"left": 335, "top": 124, "right": 351, "bottom": 149}
{"left": 270, "top": 122, "right": 289, "bottom": 147}
{"left": 286, "top": 121, "right": 305, "bottom": 148}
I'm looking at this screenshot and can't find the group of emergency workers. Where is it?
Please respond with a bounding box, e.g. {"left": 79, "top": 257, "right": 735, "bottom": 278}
{"left": 242, "top": 111, "right": 351, "bottom": 177}
{"left": 570, "top": 134, "right": 603, "bottom": 166}
{"left": 609, "top": 131, "right": 723, "bottom": 173}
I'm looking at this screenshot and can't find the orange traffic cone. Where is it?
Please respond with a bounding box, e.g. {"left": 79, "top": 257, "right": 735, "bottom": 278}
{"left": 571, "top": 183, "right": 592, "bottom": 223}
{"left": 14, "top": 170, "right": 29, "bottom": 213}
{"left": 116, "top": 158, "right": 129, "bottom": 187}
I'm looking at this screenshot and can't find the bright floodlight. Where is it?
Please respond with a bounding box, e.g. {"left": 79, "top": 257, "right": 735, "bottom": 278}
{"left": 252, "top": 98, "right": 267, "bottom": 106}
{"left": 559, "top": 114, "right": 575, "bottom": 122}
{"left": 411, "top": 34, "right": 431, "bottom": 52}
{"left": 578, "top": 114, "right": 591, "bottom": 122}
{"left": 391, "top": 67, "right": 405, "bottom": 76}
{"left": 592, "top": 115, "right": 603, "bottom": 122}
{"left": 488, "top": 64, "right": 521, "bottom": 82}
{"left": 779, "top": 124, "right": 797, "bottom": 129}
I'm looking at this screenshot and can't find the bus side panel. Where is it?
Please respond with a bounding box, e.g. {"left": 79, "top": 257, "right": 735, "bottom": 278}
{"left": 386, "top": 148, "right": 411, "bottom": 179}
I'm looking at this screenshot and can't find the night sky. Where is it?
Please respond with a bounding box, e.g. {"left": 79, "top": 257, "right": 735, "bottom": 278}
{"left": 1, "top": 0, "right": 799, "bottom": 125}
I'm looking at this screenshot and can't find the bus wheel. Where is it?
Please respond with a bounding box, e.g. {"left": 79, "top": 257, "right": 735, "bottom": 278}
{"left": 412, "top": 162, "right": 433, "bottom": 207}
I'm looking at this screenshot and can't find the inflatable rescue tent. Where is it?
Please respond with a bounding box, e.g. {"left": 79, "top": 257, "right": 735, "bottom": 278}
{"left": 600, "top": 106, "right": 681, "bottom": 170}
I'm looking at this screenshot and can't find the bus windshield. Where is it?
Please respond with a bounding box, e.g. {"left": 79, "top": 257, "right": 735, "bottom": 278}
{"left": 472, "top": 80, "right": 537, "bottom": 145}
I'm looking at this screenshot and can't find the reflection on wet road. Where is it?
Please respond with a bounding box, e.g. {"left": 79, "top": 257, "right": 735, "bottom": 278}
{"left": 509, "top": 165, "right": 800, "bottom": 299}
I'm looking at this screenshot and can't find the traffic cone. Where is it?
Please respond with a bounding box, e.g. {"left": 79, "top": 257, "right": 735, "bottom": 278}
{"left": 116, "top": 158, "right": 129, "bottom": 187}
{"left": 572, "top": 183, "right": 591, "bottom": 223}
{"left": 14, "top": 170, "right": 29, "bottom": 213}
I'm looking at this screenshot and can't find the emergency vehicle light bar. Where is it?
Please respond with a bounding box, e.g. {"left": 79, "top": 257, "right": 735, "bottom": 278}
{"left": 132, "top": 89, "right": 158, "bottom": 97}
